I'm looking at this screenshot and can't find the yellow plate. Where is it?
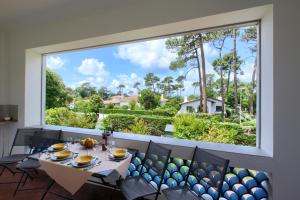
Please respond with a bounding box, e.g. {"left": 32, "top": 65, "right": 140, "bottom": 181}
{"left": 75, "top": 155, "right": 93, "bottom": 165}
{"left": 51, "top": 143, "right": 65, "bottom": 150}
{"left": 113, "top": 149, "right": 127, "bottom": 158}
{"left": 54, "top": 150, "right": 71, "bottom": 159}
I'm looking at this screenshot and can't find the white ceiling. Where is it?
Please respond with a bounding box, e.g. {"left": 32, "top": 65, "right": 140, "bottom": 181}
{"left": 0, "top": 0, "right": 133, "bottom": 30}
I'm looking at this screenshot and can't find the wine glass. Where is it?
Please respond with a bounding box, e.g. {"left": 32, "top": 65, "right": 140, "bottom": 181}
{"left": 66, "top": 137, "right": 73, "bottom": 149}
{"left": 108, "top": 140, "right": 115, "bottom": 154}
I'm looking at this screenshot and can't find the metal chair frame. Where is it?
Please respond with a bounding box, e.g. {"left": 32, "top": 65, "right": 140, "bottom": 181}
{"left": 0, "top": 128, "right": 42, "bottom": 180}
{"left": 120, "top": 140, "right": 172, "bottom": 200}
{"left": 162, "top": 146, "right": 230, "bottom": 200}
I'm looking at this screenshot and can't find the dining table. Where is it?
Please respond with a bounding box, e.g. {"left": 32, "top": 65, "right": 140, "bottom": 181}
{"left": 37, "top": 142, "right": 132, "bottom": 198}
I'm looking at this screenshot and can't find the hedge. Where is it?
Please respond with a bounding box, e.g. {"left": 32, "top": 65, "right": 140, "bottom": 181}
{"left": 102, "top": 114, "right": 173, "bottom": 136}
{"left": 99, "top": 108, "right": 176, "bottom": 117}
{"left": 45, "top": 107, "right": 97, "bottom": 129}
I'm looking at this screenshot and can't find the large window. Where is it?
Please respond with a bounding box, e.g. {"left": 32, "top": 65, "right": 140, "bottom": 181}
{"left": 44, "top": 22, "right": 259, "bottom": 147}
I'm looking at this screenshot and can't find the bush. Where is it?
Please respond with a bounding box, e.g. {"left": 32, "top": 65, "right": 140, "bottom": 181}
{"left": 99, "top": 108, "right": 176, "bottom": 117}
{"left": 107, "top": 103, "right": 114, "bottom": 109}
{"left": 198, "top": 126, "right": 239, "bottom": 144}
{"left": 45, "top": 107, "right": 97, "bottom": 129}
{"left": 173, "top": 114, "right": 211, "bottom": 140}
{"left": 129, "top": 119, "right": 149, "bottom": 135}
{"left": 173, "top": 113, "right": 255, "bottom": 146}
{"left": 102, "top": 114, "right": 173, "bottom": 136}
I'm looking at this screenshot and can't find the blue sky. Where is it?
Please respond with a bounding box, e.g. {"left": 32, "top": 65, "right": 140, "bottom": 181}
{"left": 46, "top": 27, "right": 256, "bottom": 97}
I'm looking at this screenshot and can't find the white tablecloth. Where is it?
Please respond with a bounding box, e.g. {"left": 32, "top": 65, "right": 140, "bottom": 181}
{"left": 39, "top": 143, "right": 131, "bottom": 194}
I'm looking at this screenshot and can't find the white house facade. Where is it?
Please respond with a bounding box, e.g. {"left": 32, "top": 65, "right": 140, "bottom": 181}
{"left": 179, "top": 98, "right": 223, "bottom": 114}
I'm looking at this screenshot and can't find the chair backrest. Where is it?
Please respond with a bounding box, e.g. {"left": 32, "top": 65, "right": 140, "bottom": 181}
{"left": 31, "top": 129, "right": 62, "bottom": 151}
{"left": 10, "top": 128, "right": 43, "bottom": 155}
{"left": 187, "top": 147, "right": 229, "bottom": 199}
{"left": 140, "top": 141, "right": 171, "bottom": 191}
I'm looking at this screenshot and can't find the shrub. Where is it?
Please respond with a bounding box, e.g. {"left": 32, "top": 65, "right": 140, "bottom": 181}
{"left": 102, "top": 114, "right": 173, "bottom": 136}
{"left": 198, "top": 126, "right": 239, "bottom": 144}
{"left": 107, "top": 103, "right": 114, "bottom": 109}
{"left": 99, "top": 108, "right": 176, "bottom": 117}
{"left": 45, "top": 107, "right": 97, "bottom": 129}
{"left": 138, "top": 89, "right": 160, "bottom": 110}
{"left": 121, "top": 105, "right": 129, "bottom": 110}
{"left": 173, "top": 114, "right": 211, "bottom": 140}
{"left": 173, "top": 113, "right": 255, "bottom": 146}
{"left": 129, "top": 119, "right": 149, "bottom": 135}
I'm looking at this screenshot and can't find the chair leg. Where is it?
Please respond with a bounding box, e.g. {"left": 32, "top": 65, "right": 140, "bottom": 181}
{"left": 0, "top": 166, "right": 5, "bottom": 176}
{"left": 14, "top": 172, "right": 25, "bottom": 196}
{"left": 40, "top": 180, "right": 55, "bottom": 200}
{"left": 22, "top": 173, "right": 29, "bottom": 187}
{"left": 5, "top": 166, "right": 15, "bottom": 176}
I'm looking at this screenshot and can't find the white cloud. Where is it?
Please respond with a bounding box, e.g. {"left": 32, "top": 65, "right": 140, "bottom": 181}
{"left": 78, "top": 58, "right": 108, "bottom": 76}
{"left": 203, "top": 43, "right": 218, "bottom": 58}
{"left": 76, "top": 58, "right": 110, "bottom": 88}
{"left": 110, "top": 73, "right": 143, "bottom": 94}
{"left": 115, "top": 39, "right": 177, "bottom": 69}
{"left": 46, "top": 56, "right": 65, "bottom": 70}
{"left": 239, "top": 62, "right": 254, "bottom": 83}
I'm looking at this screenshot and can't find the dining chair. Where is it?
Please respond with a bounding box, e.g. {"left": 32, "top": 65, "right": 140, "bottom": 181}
{"left": 162, "top": 147, "right": 229, "bottom": 200}
{"left": 119, "top": 140, "right": 172, "bottom": 200}
{"left": 0, "top": 128, "right": 42, "bottom": 178}
{"left": 13, "top": 129, "right": 62, "bottom": 196}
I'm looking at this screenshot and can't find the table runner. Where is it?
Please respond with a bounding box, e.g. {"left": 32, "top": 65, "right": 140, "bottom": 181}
{"left": 39, "top": 143, "right": 131, "bottom": 194}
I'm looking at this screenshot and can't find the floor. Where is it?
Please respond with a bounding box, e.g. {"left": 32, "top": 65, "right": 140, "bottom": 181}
{"left": 0, "top": 165, "right": 123, "bottom": 200}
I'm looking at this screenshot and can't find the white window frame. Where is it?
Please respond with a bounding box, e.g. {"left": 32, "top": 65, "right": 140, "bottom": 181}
{"left": 25, "top": 5, "right": 273, "bottom": 174}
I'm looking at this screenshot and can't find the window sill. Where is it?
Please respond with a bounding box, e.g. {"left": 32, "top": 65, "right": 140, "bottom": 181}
{"left": 35, "top": 125, "right": 271, "bottom": 158}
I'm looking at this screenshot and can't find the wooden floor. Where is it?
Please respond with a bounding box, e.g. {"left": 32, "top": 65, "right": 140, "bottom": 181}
{"left": 0, "top": 165, "right": 123, "bottom": 200}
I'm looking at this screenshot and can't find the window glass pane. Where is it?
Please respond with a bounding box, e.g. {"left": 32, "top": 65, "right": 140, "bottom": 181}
{"left": 45, "top": 23, "right": 259, "bottom": 147}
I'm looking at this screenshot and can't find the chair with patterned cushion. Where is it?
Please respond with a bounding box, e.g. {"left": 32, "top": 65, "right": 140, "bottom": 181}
{"left": 162, "top": 147, "right": 229, "bottom": 200}
{"left": 13, "top": 129, "right": 62, "bottom": 196}
{"left": 120, "top": 140, "right": 171, "bottom": 200}
{"left": 0, "top": 128, "right": 42, "bottom": 178}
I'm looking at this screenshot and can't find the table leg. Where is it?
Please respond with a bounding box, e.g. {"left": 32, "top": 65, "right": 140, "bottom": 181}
{"left": 40, "top": 179, "right": 54, "bottom": 200}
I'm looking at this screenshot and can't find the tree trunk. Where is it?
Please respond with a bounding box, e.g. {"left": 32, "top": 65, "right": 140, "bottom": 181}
{"left": 220, "top": 68, "right": 225, "bottom": 118}
{"left": 226, "top": 66, "right": 231, "bottom": 96}
{"left": 195, "top": 49, "right": 203, "bottom": 111}
{"left": 249, "top": 57, "right": 257, "bottom": 115}
{"left": 199, "top": 34, "right": 208, "bottom": 113}
{"left": 233, "top": 29, "right": 239, "bottom": 113}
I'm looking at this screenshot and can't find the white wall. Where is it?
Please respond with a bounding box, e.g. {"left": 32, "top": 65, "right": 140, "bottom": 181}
{"left": 273, "top": 1, "right": 300, "bottom": 199}
{"left": 0, "top": 32, "right": 8, "bottom": 104}
{"left": 4, "top": 0, "right": 300, "bottom": 199}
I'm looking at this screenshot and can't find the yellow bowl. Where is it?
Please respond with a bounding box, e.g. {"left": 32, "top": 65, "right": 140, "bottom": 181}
{"left": 54, "top": 150, "right": 71, "bottom": 159}
{"left": 113, "top": 149, "right": 127, "bottom": 158}
{"left": 75, "top": 155, "right": 93, "bottom": 165}
{"left": 51, "top": 143, "right": 65, "bottom": 150}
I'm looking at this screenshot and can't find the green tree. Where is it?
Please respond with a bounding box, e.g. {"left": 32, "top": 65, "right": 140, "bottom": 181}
{"left": 138, "top": 89, "right": 160, "bottom": 110}
{"left": 192, "top": 82, "right": 200, "bottom": 95}
{"left": 209, "top": 30, "right": 231, "bottom": 118}
{"left": 161, "top": 76, "right": 174, "bottom": 96}
{"left": 175, "top": 75, "right": 185, "bottom": 96}
{"left": 133, "top": 82, "right": 141, "bottom": 94}
{"left": 242, "top": 26, "right": 257, "bottom": 115}
{"left": 117, "top": 84, "right": 125, "bottom": 95}
{"left": 89, "top": 94, "right": 104, "bottom": 112}
{"left": 166, "top": 34, "right": 209, "bottom": 112}
{"left": 144, "top": 73, "right": 160, "bottom": 92}
{"left": 75, "top": 82, "right": 96, "bottom": 98}
{"left": 206, "top": 74, "right": 218, "bottom": 98}
{"left": 98, "top": 86, "right": 111, "bottom": 100}
{"left": 46, "top": 68, "right": 68, "bottom": 109}
{"left": 74, "top": 99, "right": 94, "bottom": 113}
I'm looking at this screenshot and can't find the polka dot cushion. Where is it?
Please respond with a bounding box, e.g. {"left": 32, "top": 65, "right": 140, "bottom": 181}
{"left": 127, "top": 153, "right": 270, "bottom": 200}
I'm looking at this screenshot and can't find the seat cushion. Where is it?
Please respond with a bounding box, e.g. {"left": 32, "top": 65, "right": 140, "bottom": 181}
{"left": 0, "top": 154, "right": 30, "bottom": 164}
{"left": 163, "top": 186, "right": 203, "bottom": 200}
{"left": 120, "top": 176, "right": 157, "bottom": 200}
{"left": 16, "top": 159, "right": 40, "bottom": 170}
